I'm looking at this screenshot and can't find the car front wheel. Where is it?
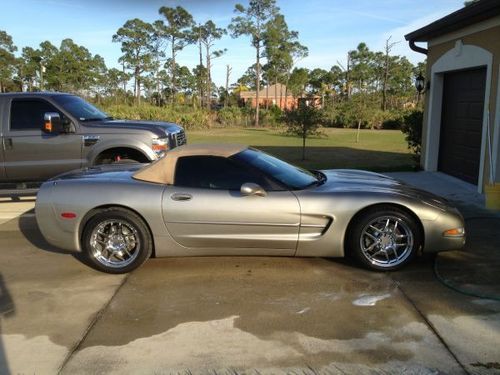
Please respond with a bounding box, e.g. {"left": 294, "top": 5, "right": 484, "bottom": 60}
{"left": 348, "top": 206, "right": 421, "bottom": 271}
{"left": 82, "top": 208, "right": 152, "bottom": 274}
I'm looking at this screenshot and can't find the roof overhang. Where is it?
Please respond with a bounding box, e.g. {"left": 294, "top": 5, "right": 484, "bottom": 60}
{"left": 405, "top": 0, "right": 500, "bottom": 53}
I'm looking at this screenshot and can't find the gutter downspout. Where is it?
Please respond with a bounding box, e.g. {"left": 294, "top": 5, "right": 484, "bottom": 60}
{"left": 409, "top": 40, "right": 428, "bottom": 55}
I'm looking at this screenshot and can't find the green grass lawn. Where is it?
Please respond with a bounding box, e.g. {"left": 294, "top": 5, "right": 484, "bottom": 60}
{"left": 186, "top": 127, "right": 414, "bottom": 172}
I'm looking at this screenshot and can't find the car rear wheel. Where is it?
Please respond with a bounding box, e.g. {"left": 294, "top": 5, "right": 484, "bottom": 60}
{"left": 82, "top": 208, "right": 152, "bottom": 274}
{"left": 348, "top": 206, "right": 421, "bottom": 271}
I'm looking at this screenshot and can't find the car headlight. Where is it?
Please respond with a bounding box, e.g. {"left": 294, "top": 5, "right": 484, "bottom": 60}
{"left": 152, "top": 137, "right": 169, "bottom": 158}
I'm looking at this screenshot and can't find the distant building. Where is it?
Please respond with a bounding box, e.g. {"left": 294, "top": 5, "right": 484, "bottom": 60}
{"left": 239, "top": 83, "right": 297, "bottom": 110}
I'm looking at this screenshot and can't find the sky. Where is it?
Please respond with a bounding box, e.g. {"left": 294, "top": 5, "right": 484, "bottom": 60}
{"left": 0, "top": 0, "right": 465, "bottom": 87}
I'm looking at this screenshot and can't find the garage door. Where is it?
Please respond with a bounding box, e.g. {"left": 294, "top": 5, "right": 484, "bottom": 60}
{"left": 438, "top": 68, "right": 486, "bottom": 185}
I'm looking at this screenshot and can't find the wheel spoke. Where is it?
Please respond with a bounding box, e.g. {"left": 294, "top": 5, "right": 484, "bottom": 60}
{"left": 392, "top": 247, "right": 399, "bottom": 259}
{"left": 384, "top": 219, "right": 390, "bottom": 230}
{"left": 364, "top": 242, "right": 378, "bottom": 253}
{"left": 101, "top": 248, "right": 112, "bottom": 262}
{"left": 364, "top": 232, "right": 378, "bottom": 241}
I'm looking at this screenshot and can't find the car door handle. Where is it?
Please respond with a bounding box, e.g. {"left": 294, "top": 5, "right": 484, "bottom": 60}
{"left": 171, "top": 193, "right": 192, "bottom": 201}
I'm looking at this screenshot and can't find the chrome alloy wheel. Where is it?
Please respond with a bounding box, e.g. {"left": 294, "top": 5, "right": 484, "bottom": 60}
{"left": 360, "top": 215, "right": 414, "bottom": 268}
{"left": 89, "top": 219, "right": 140, "bottom": 268}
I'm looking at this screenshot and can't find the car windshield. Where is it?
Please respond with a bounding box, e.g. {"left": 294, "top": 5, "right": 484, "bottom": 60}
{"left": 52, "top": 95, "right": 110, "bottom": 122}
{"left": 233, "top": 148, "right": 321, "bottom": 190}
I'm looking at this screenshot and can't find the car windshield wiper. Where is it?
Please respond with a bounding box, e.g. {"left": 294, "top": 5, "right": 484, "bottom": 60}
{"left": 302, "top": 171, "right": 327, "bottom": 189}
{"left": 312, "top": 170, "right": 327, "bottom": 185}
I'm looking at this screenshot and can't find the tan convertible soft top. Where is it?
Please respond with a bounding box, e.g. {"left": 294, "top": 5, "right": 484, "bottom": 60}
{"left": 133, "top": 143, "right": 247, "bottom": 184}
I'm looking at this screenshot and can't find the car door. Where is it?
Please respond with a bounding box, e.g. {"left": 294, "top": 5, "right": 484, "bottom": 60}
{"left": 162, "top": 155, "right": 301, "bottom": 253}
{"left": 3, "top": 97, "right": 82, "bottom": 181}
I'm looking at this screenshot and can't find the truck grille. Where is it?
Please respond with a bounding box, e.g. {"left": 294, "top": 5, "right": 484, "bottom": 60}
{"left": 174, "top": 130, "right": 186, "bottom": 147}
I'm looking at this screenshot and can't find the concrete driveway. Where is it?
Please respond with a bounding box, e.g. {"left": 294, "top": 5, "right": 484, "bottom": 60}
{"left": 0, "top": 180, "right": 499, "bottom": 374}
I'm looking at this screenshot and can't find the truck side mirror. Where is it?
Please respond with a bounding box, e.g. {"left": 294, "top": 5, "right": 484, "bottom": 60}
{"left": 43, "top": 112, "right": 63, "bottom": 134}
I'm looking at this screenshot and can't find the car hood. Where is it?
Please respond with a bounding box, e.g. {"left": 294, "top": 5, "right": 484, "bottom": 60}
{"left": 316, "top": 169, "right": 449, "bottom": 208}
{"left": 83, "top": 119, "right": 183, "bottom": 137}
{"left": 49, "top": 164, "right": 143, "bottom": 182}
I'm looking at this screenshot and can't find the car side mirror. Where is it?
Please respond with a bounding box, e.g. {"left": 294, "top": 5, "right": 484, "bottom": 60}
{"left": 43, "top": 112, "right": 63, "bottom": 134}
{"left": 240, "top": 182, "right": 267, "bottom": 197}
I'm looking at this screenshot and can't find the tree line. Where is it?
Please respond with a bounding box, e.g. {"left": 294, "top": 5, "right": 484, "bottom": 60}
{"left": 0, "top": 0, "right": 424, "bottom": 129}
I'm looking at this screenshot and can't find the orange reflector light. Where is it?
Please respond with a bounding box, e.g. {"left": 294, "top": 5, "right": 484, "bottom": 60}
{"left": 44, "top": 120, "right": 52, "bottom": 132}
{"left": 152, "top": 144, "right": 167, "bottom": 151}
{"left": 443, "top": 228, "right": 464, "bottom": 237}
{"left": 61, "top": 212, "right": 77, "bottom": 219}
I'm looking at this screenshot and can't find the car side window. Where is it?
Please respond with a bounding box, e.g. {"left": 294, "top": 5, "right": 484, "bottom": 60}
{"left": 10, "top": 99, "right": 62, "bottom": 131}
{"left": 174, "top": 156, "right": 270, "bottom": 190}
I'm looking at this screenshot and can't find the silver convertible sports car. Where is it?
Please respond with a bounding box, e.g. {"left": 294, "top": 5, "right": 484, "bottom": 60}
{"left": 35, "top": 144, "right": 465, "bottom": 274}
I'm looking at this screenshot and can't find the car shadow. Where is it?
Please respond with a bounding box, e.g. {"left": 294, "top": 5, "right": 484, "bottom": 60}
{"left": 18, "top": 210, "right": 94, "bottom": 269}
{"left": 18, "top": 209, "right": 73, "bottom": 256}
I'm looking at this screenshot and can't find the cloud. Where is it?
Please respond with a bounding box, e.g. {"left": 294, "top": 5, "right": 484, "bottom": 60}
{"left": 379, "top": 4, "right": 463, "bottom": 62}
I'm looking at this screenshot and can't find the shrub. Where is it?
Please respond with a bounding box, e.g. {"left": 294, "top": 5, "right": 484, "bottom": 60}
{"left": 382, "top": 118, "right": 403, "bottom": 130}
{"left": 102, "top": 104, "right": 211, "bottom": 130}
{"left": 400, "top": 109, "right": 423, "bottom": 168}
{"left": 217, "top": 106, "right": 243, "bottom": 127}
{"left": 284, "top": 104, "right": 323, "bottom": 160}
{"left": 260, "top": 106, "right": 284, "bottom": 128}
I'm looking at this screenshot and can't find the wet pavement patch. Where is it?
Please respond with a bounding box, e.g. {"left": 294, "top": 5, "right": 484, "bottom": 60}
{"left": 434, "top": 217, "right": 500, "bottom": 300}
{"left": 60, "top": 257, "right": 463, "bottom": 373}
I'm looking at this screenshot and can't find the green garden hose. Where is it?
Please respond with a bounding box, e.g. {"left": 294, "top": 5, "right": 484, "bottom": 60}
{"left": 433, "top": 216, "right": 500, "bottom": 302}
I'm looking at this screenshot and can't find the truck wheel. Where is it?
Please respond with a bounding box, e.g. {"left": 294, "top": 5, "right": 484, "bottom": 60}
{"left": 82, "top": 208, "right": 153, "bottom": 274}
{"left": 94, "top": 149, "right": 149, "bottom": 165}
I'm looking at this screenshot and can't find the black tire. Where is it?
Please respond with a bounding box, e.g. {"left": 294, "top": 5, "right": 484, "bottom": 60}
{"left": 82, "top": 208, "right": 153, "bottom": 274}
{"left": 347, "top": 205, "right": 421, "bottom": 271}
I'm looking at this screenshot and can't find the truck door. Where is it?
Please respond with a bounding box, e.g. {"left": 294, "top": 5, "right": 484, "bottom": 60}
{"left": 3, "top": 98, "right": 83, "bottom": 181}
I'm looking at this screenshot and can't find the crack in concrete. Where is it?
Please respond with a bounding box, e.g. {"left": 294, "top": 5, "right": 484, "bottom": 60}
{"left": 56, "top": 273, "right": 130, "bottom": 374}
{"left": 390, "top": 276, "right": 471, "bottom": 375}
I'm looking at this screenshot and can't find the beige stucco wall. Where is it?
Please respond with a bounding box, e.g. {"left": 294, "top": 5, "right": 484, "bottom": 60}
{"left": 422, "top": 25, "right": 500, "bottom": 189}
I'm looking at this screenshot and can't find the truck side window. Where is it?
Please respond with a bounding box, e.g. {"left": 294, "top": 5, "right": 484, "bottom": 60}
{"left": 10, "top": 99, "right": 61, "bottom": 131}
